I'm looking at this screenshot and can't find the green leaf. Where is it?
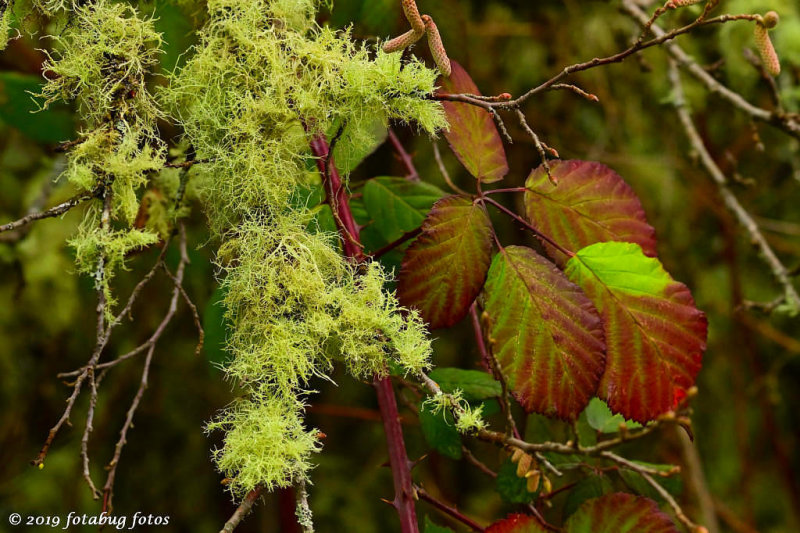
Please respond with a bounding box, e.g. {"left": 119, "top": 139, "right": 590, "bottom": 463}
{"left": 583, "top": 398, "right": 642, "bottom": 434}
{"left": 152, "top": 2, "right": 196, "bottom": 72}
{"left": 438, "top": 61, "right": 508, "bottom": 183}
{"left": 523, "top": 160, "right": 657, "bottom": 263}
{"left": 362, "top": 176, "right": 444, "bottom": 242}
{"left": 565, "top": 493, "right": 679, "bottom": 533}
{"left": 496, "top": 458, "right": 534, "bottom": 504}
{"left": 483, "top": 246, "right": 606, "bottom": 419}
{"left": 424, "top": 516, "right": 456, "bottom": 533}
{"left": 563, "top": 474, "right": 614, "bottom": 521}
{"left": 419, "top": 402, "right": 462, "bottom": 460}
{"left": 565, "top": 242, "right": 707, "bottom": 423}
{"left": 0, "top": 73, "right": 74, "bottom": 143}
{"left": 428, "top": 368, "right": 501, "bottom": 401}
{"left": 203, "top": 286, "right": 229, "bottom": 369}
{"left": 486, "top": 514, "right": 550, "bottom": 533}
{"left": 331, "top": 115, "right": 388, "bottom": 175}
{"left": 397, "top": 195, "right": 493, "bottom": 328}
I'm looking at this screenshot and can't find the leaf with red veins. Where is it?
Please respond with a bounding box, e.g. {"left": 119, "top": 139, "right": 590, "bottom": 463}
{"left": 565, "top": 493, "right": 680, "bottom": 533}
{"left": 398, "top": 195, "right": 493, "bottom": 329}
{"left": 483, "top": 246, "right": 606, "bottom": 420}
{"left": 524, "top": 160, "right": 657, "bottom": 264}
{"left": 565, "top": 242, "right": 706, "bottom": 423}
{"left": 438, "top": 61, "right": 509, "bottom": 183}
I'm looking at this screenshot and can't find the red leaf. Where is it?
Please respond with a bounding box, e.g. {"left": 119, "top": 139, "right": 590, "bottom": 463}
{"left": 565, "top": 493, "right": 679, "bottom": 533}
{"left": 397, "top": 195, "right": 493, "bottom": 329}
{"left": 565, "top": 243, "right": 706, "bottom": 423}
{"left": 483, "top": 246, "right": 606, "bottom": 419}
{"left": 524, "top": 160, "right": 657, "bottom": 263}
{"left": 438, "top": 61, "right": 509, "bottom": 183}
{"left": 486, "top": 514, "right": 550, "bottom": 533}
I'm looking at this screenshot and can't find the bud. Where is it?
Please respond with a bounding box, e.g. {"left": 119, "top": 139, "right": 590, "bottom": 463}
{"left": 516, "top": 452, "right": 533, "bottom": 477}
{"left": 423, "top": 15, "right": 452, "bottom": 78}
{"left": 762, "top": 11, "right": 779, "bottom": 29}
{"left": 525, "top": 470, "right": 541, "bottom": 493}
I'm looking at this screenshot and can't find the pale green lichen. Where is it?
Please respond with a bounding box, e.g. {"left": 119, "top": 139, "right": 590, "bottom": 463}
{"left": 36, "top": 0, "right": 167, "bottom": 315}
{"left": 424, "top": 390, "right": 487, "bottom": 435}
{"left": 0, "top": 7, "right": 12, "bottom": 50}
{"left": 206, "top": 392, "right": 321, "bottom": 495}
{"left": 68, "top": 215, "right": 160, "bottom": 311}
{"left": 165, "top": 0, "right": 444, "bottom": 498}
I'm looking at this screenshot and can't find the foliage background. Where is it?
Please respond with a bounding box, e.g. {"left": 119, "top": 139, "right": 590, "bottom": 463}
{"left": 1, "top": 0, "right": 799, "bottom": 531}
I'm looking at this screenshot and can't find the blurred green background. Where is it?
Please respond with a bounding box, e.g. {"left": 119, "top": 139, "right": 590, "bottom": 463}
{"left": 1, "top": 0, "right": 799, "bottom": 531}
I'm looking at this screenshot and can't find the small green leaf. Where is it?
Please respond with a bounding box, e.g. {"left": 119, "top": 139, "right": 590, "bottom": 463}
{"left": 424, "top": 516, "right": 456, "bottom": 533}
{"left": 331, "top": 115, "right": 388, "bottom": 175}
{"left": 419, "top": 403, "right": 462, "bottom": 460}
{"left": 428, "top": 368, "right": 501, "bottom": 401}
{"left": 583, "top": 398, "right": 642, "bottom": 434}
{"left": 565, "top": 493, "right": 679, "bottom": 533}
{"left": 362, "top": 177, "right": 444, "bottom": 242}
{"left": 496, "top": 458, "right": 534, "bottom": 504}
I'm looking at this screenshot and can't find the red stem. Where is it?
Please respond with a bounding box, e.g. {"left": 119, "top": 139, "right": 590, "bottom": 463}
{"left": 308, "top": 133, "right": 419, "bottom": 533}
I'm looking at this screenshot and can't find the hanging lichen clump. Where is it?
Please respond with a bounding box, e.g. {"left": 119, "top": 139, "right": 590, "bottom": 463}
{"left": 36, "top": 0, "right": 168, "bottom": 311}
{"left": 164, "top": 0, "right": 447, "bottom": 497}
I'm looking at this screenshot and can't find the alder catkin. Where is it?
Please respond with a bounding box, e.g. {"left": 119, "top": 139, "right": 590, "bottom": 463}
{"left": 754, "top": 21, "right": 781, "bottom": 76}
{"left": 668, "top": 0, "right": 704, "bottom": 7}
{"left": 383, "top": 27, "right": 424, "bottom": 53}
{"left": 402, "top": 0, "right": 425, "bottom": 34}
{"left": 422, "top": 15, "right": 451, "bottom": 77}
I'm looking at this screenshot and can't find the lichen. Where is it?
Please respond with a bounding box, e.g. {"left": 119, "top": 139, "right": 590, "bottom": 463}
{"left": 165, "top": 0, "right": 444, "bottom": 498}
{"left": 36, "top": 0, "right": 167, "bottom": 315}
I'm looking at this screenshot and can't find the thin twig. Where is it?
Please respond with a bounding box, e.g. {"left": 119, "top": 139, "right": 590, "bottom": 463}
{"left": 219, "top": 486, "right": 264, "bottom": 533}
{"left": 102, "top": 224, "right": 191, "bottom": 512}
{"left": 621, "top": 0, "right": 800, "bottom": 139}
{"left": 667, "top": 60, "right": 800, "bottom": 311}
{"left": 432, "top": 141, "right": 470, "bottom": 196}
{"left": 388, "top": 129, "right": 420, "bottom": 181}
{"left": 0, "top": 190, "right": 95, "bottom": 236}
{"left": 415, "top": 485, "right": 485, "bottom": 532}
{"left": 480, "top": 196, "right": 574, "bottom": 258}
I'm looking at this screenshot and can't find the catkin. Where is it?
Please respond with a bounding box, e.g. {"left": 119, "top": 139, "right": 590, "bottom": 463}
{"left": 423, "top": 15, "right": 451, "bottom": 77}
{"left": 383, "top": 27, "right": 424, "bottom": 53}
{"left": 754, "top": 22, "right": 780, "bottom": 76}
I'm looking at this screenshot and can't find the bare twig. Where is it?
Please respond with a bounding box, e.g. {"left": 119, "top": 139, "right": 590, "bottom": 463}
{"left": 0, "top": 190, "right": 95, "bottom": 237}
{"left": 667, "top": 60, "right": 800, "bottom": 312}
{"left": 102, "top": 223, "right": 191, "bottom": 512}
{"left": 388, "top": 129, "right": 420, "bottom": 181}
{"left": 219, "top": 486, "right": 264, "bottom": 533}
{"left": 621, "top": 0, "right": 800, "bottom": 139}
{"left": 432, "top": 141, "right": 469, "bottom": 196}
{"left": 415, "top": 485, "right": 485, "bottom": 532}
